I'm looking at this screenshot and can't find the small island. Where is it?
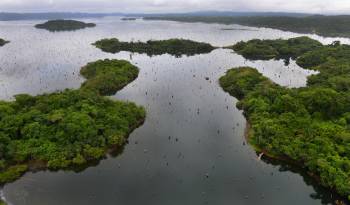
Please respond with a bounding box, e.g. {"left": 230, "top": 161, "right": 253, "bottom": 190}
{"left": 80, "top": 59, "right": 140, "bottom": 96}
{"left": 0, "top": 59, "right": 145, "bottom": 187}
{"left": 220, "top": 37, "right": 350, "bottom": 202}
{"left": 227, "top": 36, "right": 322, "bottom": 60}
{"left": 0, "top": 38, "right": 9, "bottom": 47}
{"left": 35, "top": 19, "right": 96, "bottom": 32}
{"left": 121, "top": 17, "right": 137, "bottom": 21}
{"left": 93, "top": 38, "right": 216, "bottom": 57}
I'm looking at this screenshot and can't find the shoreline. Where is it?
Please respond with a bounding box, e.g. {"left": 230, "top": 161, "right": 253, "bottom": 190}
{"left": 0, "top": 189, "right": 8, "bottom": 205}
{"left": 243, "top": 120, "right": 348, "bottom": 204}
{"left": 0, "top": 119, "right": 146, "bottom": 205}
{"left": 0, "top": 59, "right": 146, "bottom": 188}
{"left": 1, "top": 117, "right": 146, "bottom": 187}
{"left": 0, "top": 118, "right": 146, "bottom": 205}
{"left": 143, "top": 17, "right": 350, "bottom": 39}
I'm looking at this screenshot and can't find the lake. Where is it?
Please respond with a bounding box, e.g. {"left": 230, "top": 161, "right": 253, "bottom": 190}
{"left": 0, "top": 17, "right": 349, "bottom": 205}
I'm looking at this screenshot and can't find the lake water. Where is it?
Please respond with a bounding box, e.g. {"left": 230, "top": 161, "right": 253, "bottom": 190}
{"left": 0, "top": 17, "right": 348, "bottom": 205}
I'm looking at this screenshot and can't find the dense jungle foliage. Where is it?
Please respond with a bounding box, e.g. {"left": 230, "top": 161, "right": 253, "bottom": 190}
{"left": 229, "top": 36, "right": 323, "bottom": 60}
{"left": 144, "top": 15, "right": 350, "bottom": 38}
{"left": 80, "top": 59, "right": 139, "bottom": 96}
{"left": 35, "top": 19, "right": 96, "bottom": 31}
{"left": 0, "top": 59, "right": 145, "bottom": 186}
{"left": 220, "top": 37, "right": 350, "bottom": 201}
{"left": 0, "top": 38, "right": 9, "bottom": 47}
{"left": 93, "top": 38, "right": 215, "bottom": 57}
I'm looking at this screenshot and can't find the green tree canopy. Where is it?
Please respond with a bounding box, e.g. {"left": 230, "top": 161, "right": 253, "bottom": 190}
{"left": 220, "top": 37, "right": 350, "bottom": 201}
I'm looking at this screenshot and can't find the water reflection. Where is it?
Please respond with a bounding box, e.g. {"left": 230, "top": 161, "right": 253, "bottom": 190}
{"left": 260, "top": 156, "right": 345, "bottom": 205}
{"left": 0, "top": 17, "right": 348, "bottom": 205}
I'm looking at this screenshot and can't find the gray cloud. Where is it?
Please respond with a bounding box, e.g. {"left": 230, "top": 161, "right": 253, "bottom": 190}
{"left": 0, "top": 0, "right": 349, "bottom": 13}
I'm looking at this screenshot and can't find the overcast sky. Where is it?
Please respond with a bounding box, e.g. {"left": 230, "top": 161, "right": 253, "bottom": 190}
{"left": 0, "top": 0, "right": 349, "bottom": 14}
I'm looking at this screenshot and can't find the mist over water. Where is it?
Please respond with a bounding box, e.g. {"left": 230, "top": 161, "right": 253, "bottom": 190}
{"left": 0, "top": 17, "right": 347, "bottom": 205}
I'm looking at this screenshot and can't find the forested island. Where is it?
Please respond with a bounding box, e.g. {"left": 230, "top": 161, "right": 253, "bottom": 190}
{"left": 220, "top": 37, "right": 350, "bottom": 202}
{"left": 144, "top": 15, "right": 350, "bottom": 38}
{"left": 228, "top": 36, "right": 322, "bottom": 61}
{"left": 0, "top": 59, "right": 145, "bottom": 187}
{"left": 93, "top": 38, "right": 215, "bottom": 57}
{"left": 35, "top": 19, "right": 96, "bottom": 31}
{"left": 0, "top": 38, "right": 9, "bottom": 47}
{"left": 121, "top": 17, "right": 137, "bottom": 21}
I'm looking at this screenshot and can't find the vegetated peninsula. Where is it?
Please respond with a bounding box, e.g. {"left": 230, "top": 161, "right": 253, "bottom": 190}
{"left": 0, "top": 38, "right": 9, "bottom": 47}
{"left": 93, "top": 38, "right": 215, "bottom": 57}
{"left": 144, "top": 15, "right": 350, "bottom": 38}
{"left": 35, "top": 19, "right": 96, "bottom": 32}
{"left": 0, "top": 59, "right": 145, "bottom": 186}
{"left": 220, "top": 37, "right": 350, "bottom": 201}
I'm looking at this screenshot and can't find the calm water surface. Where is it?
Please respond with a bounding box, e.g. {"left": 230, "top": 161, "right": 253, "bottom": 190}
{"left": 0, "top": 17, "right": 348, "bottom": 205}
